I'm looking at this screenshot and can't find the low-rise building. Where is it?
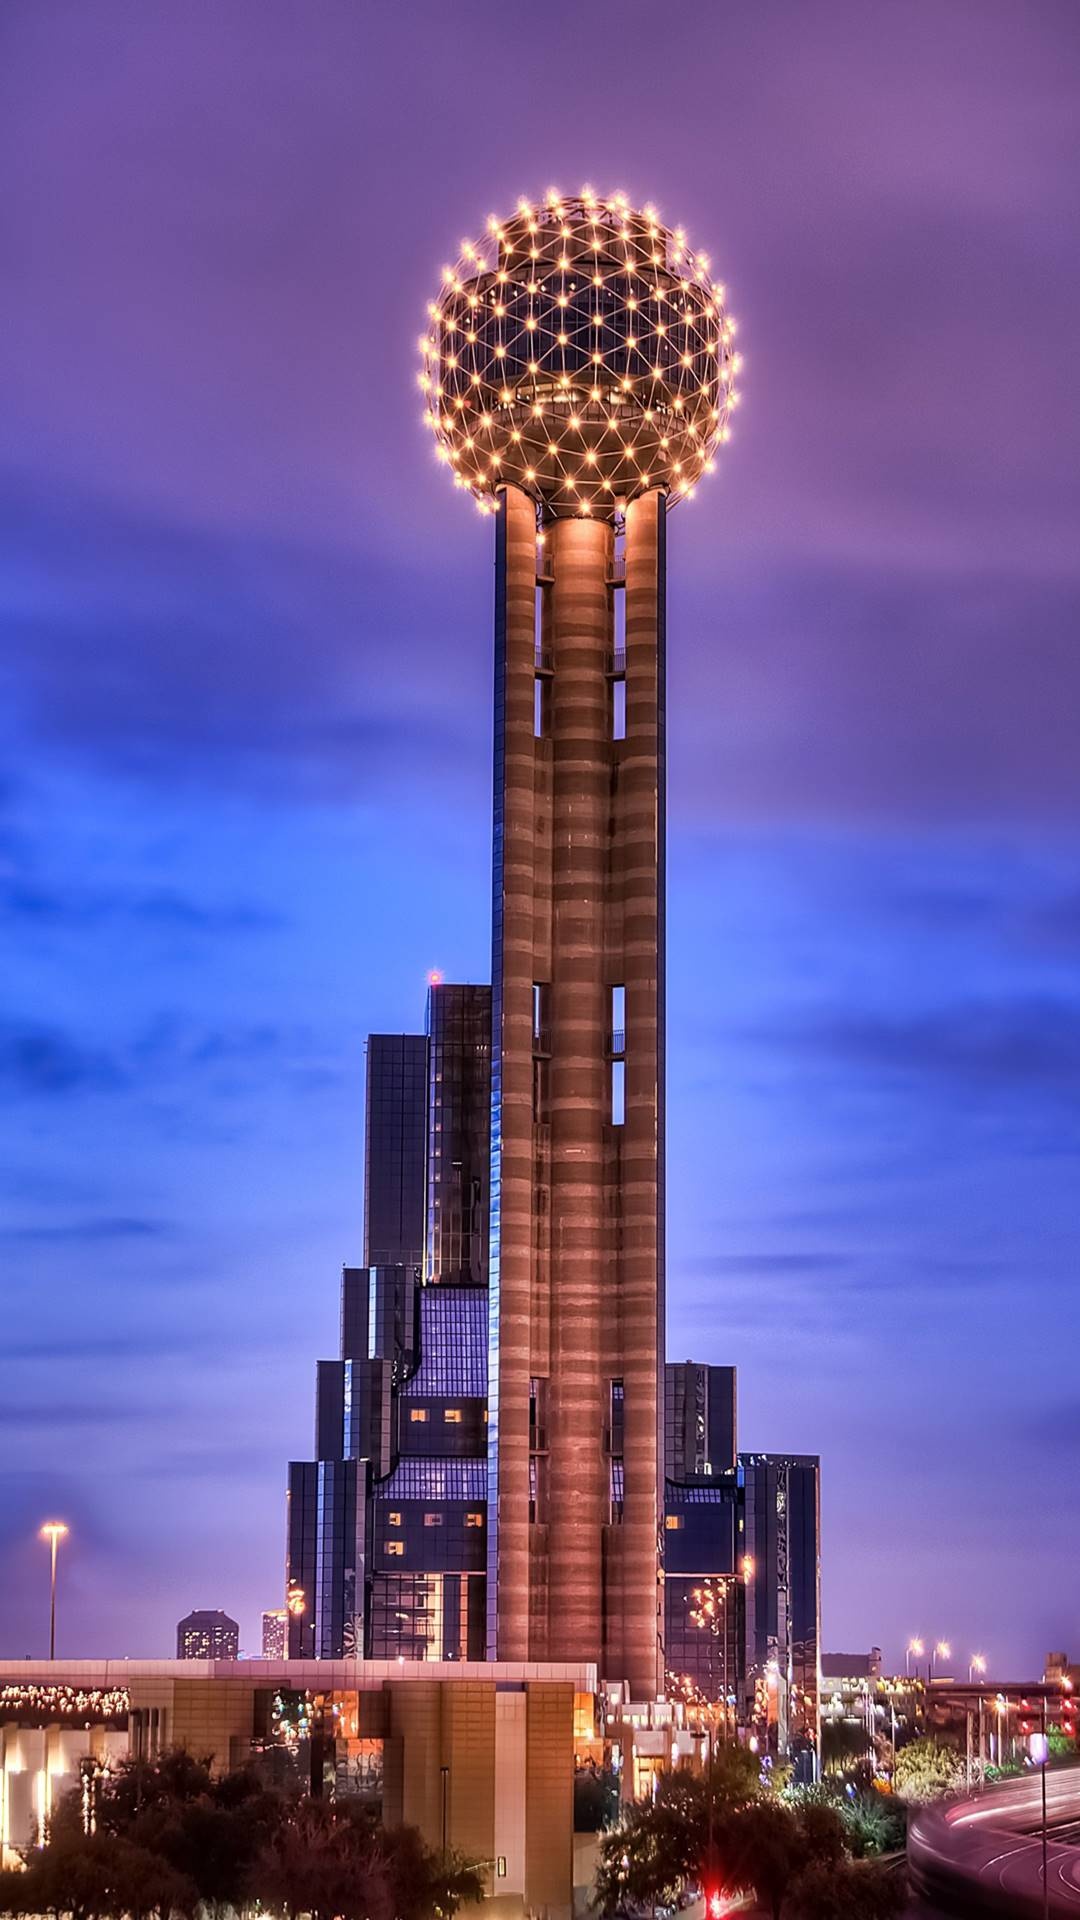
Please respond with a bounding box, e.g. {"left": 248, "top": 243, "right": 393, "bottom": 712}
{"left": 0, "top": 1656, "right": 588, "bottom": 1916}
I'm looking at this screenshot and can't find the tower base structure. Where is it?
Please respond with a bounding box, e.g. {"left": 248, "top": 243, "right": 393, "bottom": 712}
{"left": 487, "top": 485, "right": 665, "bottom": 1701}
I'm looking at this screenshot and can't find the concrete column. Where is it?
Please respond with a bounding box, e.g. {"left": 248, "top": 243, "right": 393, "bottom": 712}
{"left": 617, "top": 490, "right": 665, "bottom": 1701}
{"left": 489, "top": 484, "right": 541, "bottom": 1662}
{"left": 545, "top": 515, "right": 612, "bottom": 1665}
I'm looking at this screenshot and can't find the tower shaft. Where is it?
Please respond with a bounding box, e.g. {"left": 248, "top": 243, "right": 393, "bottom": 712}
{"left": 489, "top": 482, "right": 665, "bottom": 1698}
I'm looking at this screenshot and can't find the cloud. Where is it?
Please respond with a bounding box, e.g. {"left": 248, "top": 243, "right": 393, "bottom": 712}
{"left": 0, "top": 473, "right": 480, "bottom": 806}
{"left": 686, "top": 1251, "right": 854, "bottom": 1277}
{"left": 0, "top": 1403, "right": 153, "bottom": 1430}
{"left": 0, "top": 1025, "right": 124, "bottom": 1096}
{"left": 0, "top": 1217, "right": 169, "bottom": 1246}
{"left": 0, "top": 877, "right": 281, "bottom": 935}
{"left": 771, "top": 995, "right": 1080, "bottom": 1099}
{"left": 0, "top": 1012, "right": 345, "bottom": 1102}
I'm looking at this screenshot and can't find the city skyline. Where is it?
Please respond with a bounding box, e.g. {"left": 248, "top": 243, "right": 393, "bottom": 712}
{"left": 3, "top": 0, "right": 1079, "bottom": 1675}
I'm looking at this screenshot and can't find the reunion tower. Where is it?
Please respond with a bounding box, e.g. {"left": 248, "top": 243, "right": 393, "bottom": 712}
{"left": 420, "top": 188, "right": 741, "bottom": 1700}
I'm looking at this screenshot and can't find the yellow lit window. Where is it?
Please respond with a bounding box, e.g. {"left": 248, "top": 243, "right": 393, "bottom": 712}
{"left": 424, "top": 1513, "right": 444, "bottom": 1528}
{"left": 665, "top": 1515, "right": 683, "bottom": 1531}
{"left": 444, "top": 1408, "right": 463, "bottom": 1425}
{"left": 410, "top": 1408, "right": 428, "bottom": 1423}
{"left": 388, "top": 1511, "right": 402, "bottom": 1527}
{"left": 385, "top": 1541, "right": 405, "bottom": 1557}
{"left": 466, "top": 1512, "right": 484, "bottom": 1529}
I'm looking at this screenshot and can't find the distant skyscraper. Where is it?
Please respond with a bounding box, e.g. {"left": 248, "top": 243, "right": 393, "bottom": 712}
{"left": 364, "top": 1034, "right": 428, "bottom": 1270}
{"left": 287, "top": 984, "right": 491, "bottom": 1662}
{"left": 176, "top": 1609, "right": 239, "bottom": 1660}
{"left": 261, "top": 1609, "right": 287, "bottom": 1659}
{"left": 663, "top": 1362, "right": 821, "bottom": 1771}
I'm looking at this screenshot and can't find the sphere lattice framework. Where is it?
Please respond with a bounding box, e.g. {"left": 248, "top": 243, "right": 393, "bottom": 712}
{"left": 420, "top": 188, "right": 740, "bottom": 521}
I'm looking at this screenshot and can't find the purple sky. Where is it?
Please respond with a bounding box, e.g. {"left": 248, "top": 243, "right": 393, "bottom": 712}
{"left": 3, "top": 0, "right": 1079, "bottom": 1675}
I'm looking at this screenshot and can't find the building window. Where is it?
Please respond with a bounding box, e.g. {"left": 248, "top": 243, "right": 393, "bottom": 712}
{"left": 388, "top": 1511, "right": 402, "bottom": 1527}
{"left": 533, "top": 1054, "right": 550, "bottom": 1124}
{"left": 444, "top": 1408, "right": 463, "bottom": 1425}
{"left": 612, "top": 676, "right": 626, "bottom": 741}
{"left": 424, "top": 1513, "right": 444, "bottom": 1528}
{"left": 410, "top": 1408, "right": 428, "bottom": 1423}
{"left": 385, "top": 1541, "right": 405, "bottom": 1556}
{"left": 532, "top": 981, "right": 550, "bottom": 1052}
{"left": 466, "top": 1512, "right": 484, "bottom": 1529}
{"left": 665, "top": 1514, "right": 683, "bottom": 1531}
{"left": 610, "top": 984, "right": 625, "bottom": 1056}
{"left": 611, "top": 1058, "right": 626, "bottom": 1126}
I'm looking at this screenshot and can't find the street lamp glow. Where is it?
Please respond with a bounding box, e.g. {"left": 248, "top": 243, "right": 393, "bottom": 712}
{"left": 969, "top": 1653, "right": 987, "bottom": 1679}
{"left": 936, "top": 1640, "right": 951, "bottom": 1659}
{"left": 39, "top": 1522, "right": 69, "bottom": 1660}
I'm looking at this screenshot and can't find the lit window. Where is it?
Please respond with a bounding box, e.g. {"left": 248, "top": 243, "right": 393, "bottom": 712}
{"left": 388, "top": 1512, "right": 402, "bottom": 1527}
{"left": 466, "top": 1512, "right": 485, "bottom": 1529}
{"left": 410, "top": 1408, "right": 428, "bottom": 1423}
{"left": 385, "top": 1541, "right": 405, "bottom": 1556}
{"left": 444, "top": 1408, "right": 463, "bottom": 1424}
{"left": 424, "top": 1513, "right": 444, "bottom": 1528}
{"left": 665, "top": 1515, "right": 683, "bottom": 1531}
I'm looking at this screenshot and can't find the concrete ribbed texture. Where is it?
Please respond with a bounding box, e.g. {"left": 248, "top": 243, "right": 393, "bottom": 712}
{"left": 491, "top": 485, "right": 663, "bottom": 1700}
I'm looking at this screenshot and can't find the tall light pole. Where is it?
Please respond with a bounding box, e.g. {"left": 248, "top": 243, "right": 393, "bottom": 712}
{"left": 906, "top": 1637, "right": 924, "bottom": 1677}
{"left": 969, "top": 1653, "right": 987, "bottom": 1683}
{"left": 40, "top": 1522, "right": 68, "bottom": 1659}
{"left": 930, "top": 1639, "right": 950, "bottom": 1684}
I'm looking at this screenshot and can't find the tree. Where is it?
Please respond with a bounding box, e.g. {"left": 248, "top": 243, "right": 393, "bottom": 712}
{"left": 786, "top": 1857, "right": 906, "bottom": 1920}
{"left": 729, "top": 1801, "right": 800, "bottom": 1920}
{"left": 574, "top": 1764, "right": 620, "bottom": 1832}
{"left": 891, "top": 1737, "right": 963, "bottom": 1804}
{"left": 251, "top": 1794, "right": 483, "bottom": 1920}
{"left": 0, "top": 1752, "right": 483, "bottom": 1920}
{"left": 594, "top": 1747, "right": 762, "bottom": 1914}
{"left": 253, "top": 1799, "right": 393, "bottom": 1920}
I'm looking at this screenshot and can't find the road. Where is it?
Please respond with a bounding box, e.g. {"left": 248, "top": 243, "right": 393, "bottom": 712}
{"left": 908, "top": 1763, "right": 1080, "bottom": 1915}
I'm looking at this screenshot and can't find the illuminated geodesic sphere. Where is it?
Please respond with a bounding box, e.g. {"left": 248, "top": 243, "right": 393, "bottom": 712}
{"left": 419, "top": 188, "right": 741, "bottom": 520}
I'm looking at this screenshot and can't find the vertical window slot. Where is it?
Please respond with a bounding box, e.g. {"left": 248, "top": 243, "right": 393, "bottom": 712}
{"left": 611, "top": 1058, "right": 626, "bottom": 1126}
{"left": 612, "top": 677, "right": 626, "bottom": 740}
{"left": 612, "top": 577, "right": 626, "bottom": 666}
{"left": 610, "top": 986, "right": 625, "bottom": 1056}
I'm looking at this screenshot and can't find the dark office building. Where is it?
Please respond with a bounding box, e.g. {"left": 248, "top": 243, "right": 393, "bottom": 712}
{"left": 176, "top": 1610, "right": 239, "bottom": 1660}
{"left": 287, "top": 986, "right": 491, "bottom": 1662}
{"left": 742, "top": 1451, "right": 821, "bottom": 1765}
{"left": 663, "top": 1363, "right": 821, "bottom": 1772}
{"left": 363, "top": 1033, "right": 427, "bottom": 1271}
{"left": 426, "top": 984, "right": 491, "bottom": 1287}
{"left": 665, "top": 1361, "right": 737, "bottom": 1481}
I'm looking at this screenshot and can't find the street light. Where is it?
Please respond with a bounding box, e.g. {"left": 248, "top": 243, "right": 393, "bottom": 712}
{"left": 930, "top": 1639, "right": 950, "bottom": 1682}
{"left": 40, "top": 1522, "right": 68, "bottom": 1660}
{"left": 906, "top": 1637, "right": 924, "bottom": 1677}
{"left": 969, "top": 1653, "right": 987, "bottom": 1682}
